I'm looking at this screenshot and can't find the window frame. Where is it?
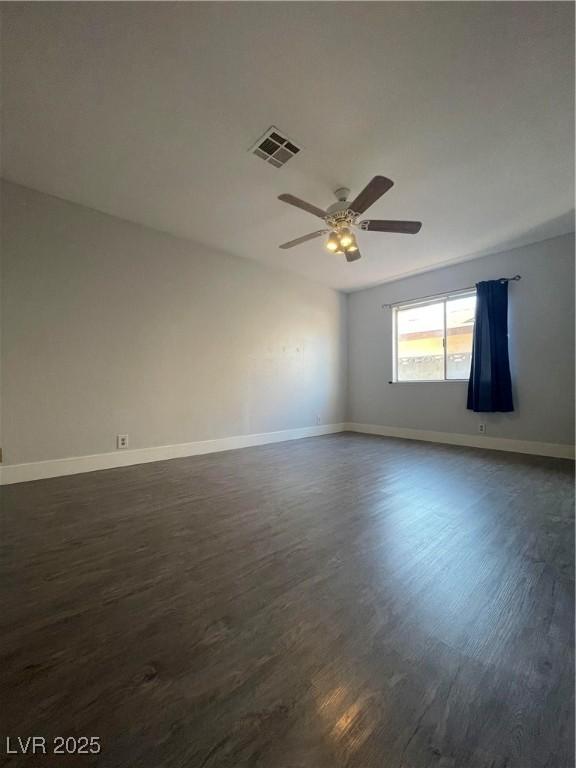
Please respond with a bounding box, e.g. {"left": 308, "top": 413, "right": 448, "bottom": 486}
{"left": 392, "top": 289, "right": 476, "bottom": 383}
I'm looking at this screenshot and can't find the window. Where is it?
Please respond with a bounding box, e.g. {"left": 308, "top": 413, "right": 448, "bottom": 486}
{"left": 393, "top": 292, "right": 476, "bottom": 382}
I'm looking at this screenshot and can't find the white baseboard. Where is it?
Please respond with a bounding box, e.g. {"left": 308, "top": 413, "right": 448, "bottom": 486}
{"left": 344, "top": 423, "right": 575, "bottom": 460}
{"left": 2, "top": 421, "right": 572, "bottom": 485}
{"left": 0, "top": 423, "right": 346, "bottom": 485}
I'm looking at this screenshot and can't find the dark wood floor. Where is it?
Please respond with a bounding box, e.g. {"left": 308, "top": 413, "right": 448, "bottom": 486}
{"left": 1, "top": 433, "right": 574, "bottom": 768}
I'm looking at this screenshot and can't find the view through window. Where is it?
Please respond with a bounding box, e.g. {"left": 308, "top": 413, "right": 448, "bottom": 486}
{"left": 394, "top": 292, "right": 476, "bottom": 382}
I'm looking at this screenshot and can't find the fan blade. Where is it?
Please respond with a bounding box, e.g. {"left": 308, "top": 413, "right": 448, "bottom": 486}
{"left": 360, "top": 219, "right": 422, "bottom": 234}
{"left": 349, "top": 176, "right": 394, "bottom": 214}
{"left": 279, "top": 230, "right": 328, "bottom": 249}
{"left": 345, "top": 249, "right": 362, "bottom": 263}
{"left": 278, "top": 193, "right": 327, "bottom": 219}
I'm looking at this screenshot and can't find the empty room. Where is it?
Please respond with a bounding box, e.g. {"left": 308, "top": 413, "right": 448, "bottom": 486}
{"left": 0, "top": 2, "right": 574, "bottom": 767}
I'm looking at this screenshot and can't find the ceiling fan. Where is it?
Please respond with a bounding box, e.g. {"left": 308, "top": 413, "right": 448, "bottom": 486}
{"left": 278, "top": 175, "right": 422, "bottom": 262}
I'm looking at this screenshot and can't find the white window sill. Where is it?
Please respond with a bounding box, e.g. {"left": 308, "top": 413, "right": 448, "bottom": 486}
{"left": 389, "top": 379, "right": 469, "bottom": 384}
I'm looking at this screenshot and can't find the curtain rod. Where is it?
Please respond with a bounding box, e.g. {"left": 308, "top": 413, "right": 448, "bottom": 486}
{"left": 381, "top": 275, "right": 521, "bottom": 309}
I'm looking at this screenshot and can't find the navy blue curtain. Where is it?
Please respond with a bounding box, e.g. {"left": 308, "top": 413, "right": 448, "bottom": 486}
{"left": 467, "top": 280, "right": 514, "bottom": 412}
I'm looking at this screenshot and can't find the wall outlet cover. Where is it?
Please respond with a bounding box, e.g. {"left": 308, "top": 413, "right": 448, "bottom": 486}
{"left": 478, "top": 424, "right": 487, "bottom": 434}
{"left": 117, "top": 434, "right": 129, "bottom": 449}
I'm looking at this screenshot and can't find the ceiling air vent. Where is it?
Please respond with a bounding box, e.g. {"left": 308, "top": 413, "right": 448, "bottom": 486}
{"left": 250, "top": 126, "right": 301, "bottom": 168}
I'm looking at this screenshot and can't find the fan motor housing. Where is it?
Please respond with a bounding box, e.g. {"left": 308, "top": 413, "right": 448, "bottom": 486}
{"left": 326, "top": 187, "right": 357, "bottom": 227}
{"left": 325, "top": 206, "right": 357, "bottom": 228}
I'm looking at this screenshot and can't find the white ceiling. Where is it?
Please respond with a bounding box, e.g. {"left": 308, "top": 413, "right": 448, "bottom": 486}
{"left": 2, "top": 2, "right": 574, "bottom": 291}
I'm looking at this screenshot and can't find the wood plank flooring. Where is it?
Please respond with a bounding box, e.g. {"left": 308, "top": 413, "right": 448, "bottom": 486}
{"left": 1, "top": 433, "right": 574, "bottom": 768}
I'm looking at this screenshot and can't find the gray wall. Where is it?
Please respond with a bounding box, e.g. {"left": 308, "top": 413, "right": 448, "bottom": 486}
{"left": 348, "top": 233, "right": 575, "bottom": 446}
{"left": 1, "top": 183, "right": 347, "bottom": 464}
{"left": 2, "top": 181, "right": 573, "bottom": 467}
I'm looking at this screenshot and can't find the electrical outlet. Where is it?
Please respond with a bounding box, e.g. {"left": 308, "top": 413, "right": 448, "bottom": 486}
{"left": 117, "top": 434, "right": 129, "bottom": 449}
{"left": 316, "top": 415, "right": 321, "bottom": 425}
{"left": 478, "top": 423, "right": 486, "bottom": 434}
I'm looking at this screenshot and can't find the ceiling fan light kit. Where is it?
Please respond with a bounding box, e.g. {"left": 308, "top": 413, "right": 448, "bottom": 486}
{"left": 326, "top": 231, "right": 340, "bottom": 252}
{"left": 278, "top": 176, "right": 422, "bottom": 262}
{"left": 338, "top": 228, "right": 353, "bottom": 248}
